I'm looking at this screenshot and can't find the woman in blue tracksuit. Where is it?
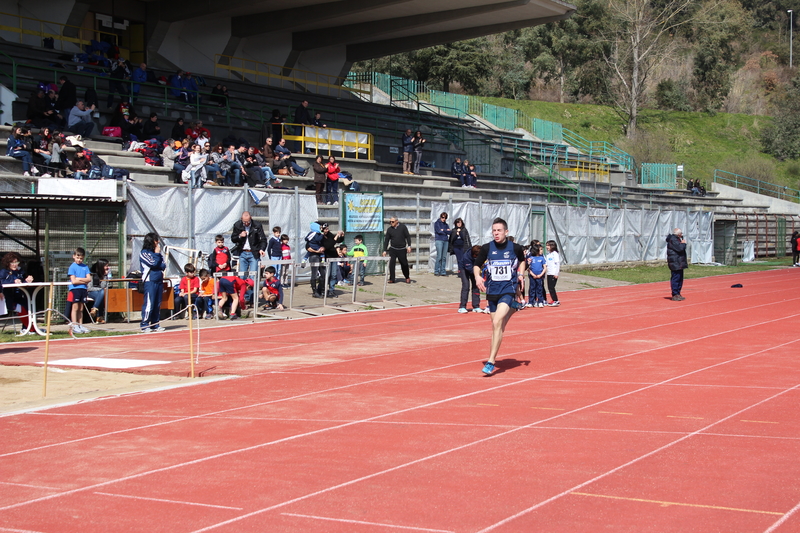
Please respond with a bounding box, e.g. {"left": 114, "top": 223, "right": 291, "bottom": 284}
{"left": 139, "top": 232, "right": 167, "bottom": 332}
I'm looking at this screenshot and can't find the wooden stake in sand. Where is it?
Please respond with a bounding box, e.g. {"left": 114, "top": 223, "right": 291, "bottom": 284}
{"left": 188, "top": 303, "right": 195, "bottom": 378}
{"left": 42, "top": 281, "right": 54, "bottom": 398}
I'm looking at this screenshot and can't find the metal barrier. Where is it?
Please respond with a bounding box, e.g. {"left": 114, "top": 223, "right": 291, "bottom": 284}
{"left": 280, "top": 123, "right": 373, "bottom": 160}
{"left": 323, "top": 256, "right": 390, "bottom": 308}
{"left": 640, "top": 163, "right": 678, "bottom": 189}
{"left": 713, "top": 169, "right": 800, "bottom": 203}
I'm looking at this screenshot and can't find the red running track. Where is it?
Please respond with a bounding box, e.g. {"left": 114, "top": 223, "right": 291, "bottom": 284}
{"left": 1, "top": 269, "right": 800, "bottom": 532}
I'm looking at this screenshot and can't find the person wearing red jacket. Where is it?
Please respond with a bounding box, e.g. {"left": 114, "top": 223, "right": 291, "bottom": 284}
{"left": 325, "top": 155, "right": 340, "bottom": 205}
{"left": 185, "top": 120, "right": 211, "bottom": 141}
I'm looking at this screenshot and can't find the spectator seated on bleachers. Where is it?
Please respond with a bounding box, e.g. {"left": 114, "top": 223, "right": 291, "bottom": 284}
{"left": 181, "top": 72, "right": 200, "bottom": 105}
{"left": 142, "top": 112, "right": 162, "bottom": 141}
{"left": 67, "top": 100, "right": 96, "bottom": 138}
{"left": 451, "top": 157, "right": 464, "bottom": 185}
{"left": 32, "top": 126, "right": 54, "bottom": 176}
{"left": 185, "top": 121, "right": 211, "bottom": 144}
{"left": 26, "top": 88, "right": 60, "bottom": 129}
{"left": 274, "top": 138, "right": 307, "bottom": 176}
{"left": 6, "top": 126, "right": 37, "bottom": 176}
{"left": 46, "top": 89, "right": 66, "bottom": 129}
{"left": 170, "top": 70, "right": 188, "bottom": 103}
{"left": 131, "top": 63, "right": 148, "bottom": 101}
{"left": 70, "top": 147, "right": 91, "bottom": 179}
{"left": 210, "top": 84, "right": 228, "bottom": 107}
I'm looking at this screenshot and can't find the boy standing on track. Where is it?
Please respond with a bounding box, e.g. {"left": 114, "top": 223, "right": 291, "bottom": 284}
{"left": 67, "top": 247, "right": 92, "bottom": 334}
{"left": 474, "top": 218, "right": 527, "bottom": 376}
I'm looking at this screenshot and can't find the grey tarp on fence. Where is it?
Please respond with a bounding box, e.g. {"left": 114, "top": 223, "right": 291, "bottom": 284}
{"left": 428, "top": 201, "right": 532, "bottom": 271}
{"left": 127, "top": 185, "right": 318, "bottom": 277}
{"left": 547, "top": 205, "right": 713, "bottom": 265}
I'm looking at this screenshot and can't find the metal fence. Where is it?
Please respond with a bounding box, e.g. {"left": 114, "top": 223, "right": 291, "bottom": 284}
{"left": 640, "top": 163, "right": 678, "bottom": 189}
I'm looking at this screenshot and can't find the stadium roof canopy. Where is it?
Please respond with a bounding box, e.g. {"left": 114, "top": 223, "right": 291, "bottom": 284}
{"left": 147, "top": 0, "right": 575, "bottom": 71}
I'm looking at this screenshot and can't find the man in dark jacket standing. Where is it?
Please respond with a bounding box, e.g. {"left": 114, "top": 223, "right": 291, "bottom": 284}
{"left": 231, "top": 212, "right": 267, "bottom": 279}
{"left": 57, "top": 76, "right": 78, "bottom": 116}
{"left": 666, "top": 228, "right": 688, "bottom": 301}
{"left": 293, "top": 99, "right": 312, "bottom": 151}
{"left": 401, "top": 129, "right": 414, "bottom": 174}
{"left": 383, "top": 216, "right": 412, "bottom": 283}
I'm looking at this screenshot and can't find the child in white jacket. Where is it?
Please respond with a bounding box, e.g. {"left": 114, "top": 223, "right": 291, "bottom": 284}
{"left": 545, "top": 240, "right": 561, "bottom": 306}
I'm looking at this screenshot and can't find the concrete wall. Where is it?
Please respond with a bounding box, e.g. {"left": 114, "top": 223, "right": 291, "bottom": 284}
{"left": 712, "top": 183, "right": 800, "bottom": 215}
{"left": 158, "top": 19, "right": 231, "bottom": 76}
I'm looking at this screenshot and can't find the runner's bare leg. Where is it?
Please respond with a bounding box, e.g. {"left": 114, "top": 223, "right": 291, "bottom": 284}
{"left": 488, "top": 303, "right": 515, "bottom": 364}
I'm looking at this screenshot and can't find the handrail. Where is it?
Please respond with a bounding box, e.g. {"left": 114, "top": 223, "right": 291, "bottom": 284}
{"left": 255, "top": 103, "right": 464, "bottom": 158}
{"left": 0, "top": 50, "right": 16, "bottom": 93}
{"left": 520, "top": 146, "right": 619, "bottom": 208}
{"left": 562, "top": 128, "right": 634, "bottom": 170}
{"left": 214, "top": 54, "right": 369, "bottom": 99}
{"left": 0, "top": 11, "right": 119, "bottom": 50}
{"left": 713, "top": 169, "right": 800, "bottom": 203}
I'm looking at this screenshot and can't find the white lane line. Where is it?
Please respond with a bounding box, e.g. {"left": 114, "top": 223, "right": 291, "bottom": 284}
{"left": 475, "top": 382, "right": 800, "bottom": 532}
{"left": 0, "top": 481, "right": 58, "bottom": 490}
{"left": 97, "top": 275, "right": 795, "bottom": 363}
{"left": 0, "top": 527, "right": 47, "bottom": 533}
{"left": 281, "top": 512, "right": 454, "bottom": 532}
{"left": 0, "top": 316, "right": 800, "bottom": 516}
{"left": 3, "top": 302, "right": 797, "bottom": 461}
{"left": 764, "top": 498, "right": 800, "bottom": 532}
{"left": 93, "top": 492, "right": 242, "bottom": 510}
{"left": 182, "top": 337, "right": 800, "bottom": 532}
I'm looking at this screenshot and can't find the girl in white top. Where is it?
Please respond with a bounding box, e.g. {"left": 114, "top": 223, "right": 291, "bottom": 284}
{"left": 545, "top": 240, "right": 561, "bottom": 306}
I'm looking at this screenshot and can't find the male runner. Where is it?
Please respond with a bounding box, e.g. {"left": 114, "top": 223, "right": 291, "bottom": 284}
{"left": 474, "top": 217, "right": 527, "bottom": 375}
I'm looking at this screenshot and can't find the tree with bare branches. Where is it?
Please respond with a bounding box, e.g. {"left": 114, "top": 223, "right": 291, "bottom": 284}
{"left": 602, "top": 0, "right": 715, "bottom": 138}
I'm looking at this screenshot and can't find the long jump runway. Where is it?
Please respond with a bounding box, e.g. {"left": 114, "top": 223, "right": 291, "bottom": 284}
{"left": 1, "top": 269, "right": 799, "bottom": 532}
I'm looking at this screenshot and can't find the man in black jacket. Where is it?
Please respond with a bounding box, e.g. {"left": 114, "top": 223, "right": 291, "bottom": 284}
{"left": 231, "top": 212, "right": 267, "bottom": 279}
{"left": 321, "top": 225, "right": 345, "bottom": 295}
{"left": 666, "top": 228, "right": 688, "bottom": 301}
{"left": 293, "top": 99, "right": 312, "bottom": 151}
{"left": 382, "top": 216, "right": 412, "bottom": 283}
{"left": 57, "top": 76, "right": 77, "bottom": 115}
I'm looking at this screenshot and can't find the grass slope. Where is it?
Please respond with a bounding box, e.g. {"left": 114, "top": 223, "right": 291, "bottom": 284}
{"left": 481, "top": 97, "right": 790, "bottom": 185}
{"left": 581, "top": 258, "right": 793, "bottom": 285}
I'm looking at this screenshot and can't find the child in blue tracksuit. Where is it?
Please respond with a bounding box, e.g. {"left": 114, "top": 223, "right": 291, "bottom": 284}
{"left": 267, "top": 226, "right": 283, "bottom": 278}
{"left": 139, "top": 232, "right": 167, "bottom": 332}
{"left": 526, "top": 242, "right": 547, "bottom": 307}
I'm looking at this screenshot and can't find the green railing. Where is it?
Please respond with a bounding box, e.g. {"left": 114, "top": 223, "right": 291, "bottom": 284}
{"left": 640, "top": 163, "right": 678, "bottom": 189}
{"left": 519, "top": 146, "right": 619, "bottom": 208}
{"left": 713, "top": 169, "right": 800, "bottom": 203}
{"left": 562, "top": 129, "right": 634, "bottom": 170}
{"left": 0, "top": 57, "right": 256, "bottom": 130}
{"left": 0, "top": 51, "right": 16, "bottom": 93}
{"left": 531, "top": 118, "right": 562, "bottom": 143}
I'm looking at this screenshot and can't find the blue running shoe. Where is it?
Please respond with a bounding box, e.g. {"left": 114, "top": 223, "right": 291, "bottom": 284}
{"left": 482, "top": 362, "right": 495, "bottom": 375}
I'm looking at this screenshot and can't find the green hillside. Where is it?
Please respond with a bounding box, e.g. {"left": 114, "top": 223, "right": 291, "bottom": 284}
{"left": 481, "top": 97, "right": 796, "bottom": 187}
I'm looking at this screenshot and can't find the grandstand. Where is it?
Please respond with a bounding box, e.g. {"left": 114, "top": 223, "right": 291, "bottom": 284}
{"left": 0, "top": 11, "right": 798, "bottom": 277}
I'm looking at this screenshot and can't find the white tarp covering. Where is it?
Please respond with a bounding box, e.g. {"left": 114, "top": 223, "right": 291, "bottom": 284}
{"left": 691, "top": 240, "right": 714, "bottom": 263}
{"left": 547, "top": 205, "right": 713, "bottom": 265}
{"left": 303, "top": 126, "right": 368, "bottom": 154}
{"left": 742, "top": 240, "right": 755, "bottom": 262}
{"left": 38, "top": 178, "right": 117, "bottom": 199}
{"left": 428, "top": 201, "right": 532, "bottom": 271}
{"left": 127, "top": 185, "right": 317, "bottom": 277}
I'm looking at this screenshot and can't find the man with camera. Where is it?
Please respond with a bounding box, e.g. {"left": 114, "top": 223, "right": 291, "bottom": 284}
{"left": 666, "top": 228, "right": 688, "bottom": 301}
